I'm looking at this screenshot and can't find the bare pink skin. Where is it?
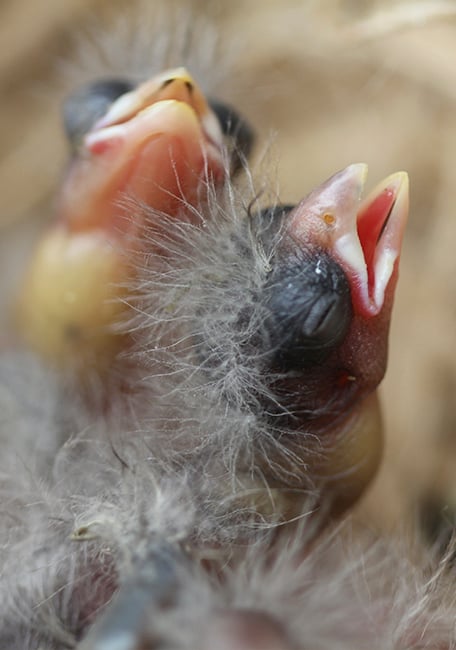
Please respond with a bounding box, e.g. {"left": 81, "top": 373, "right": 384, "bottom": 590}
{"left": 200, "top": 610, "right": 295, "bottom": 650}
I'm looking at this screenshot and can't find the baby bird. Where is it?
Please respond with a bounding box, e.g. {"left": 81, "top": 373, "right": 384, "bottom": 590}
{"left": 3, "top": 6, "right": 450, "bottom": 650}
{"left": 123, "top": 161, "right": 408, "bottom": 525}
{"left": 16, "top": 67, "right": 248, "bottom": 377}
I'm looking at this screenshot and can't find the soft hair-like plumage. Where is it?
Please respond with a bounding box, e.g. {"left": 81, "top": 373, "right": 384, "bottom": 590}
{"left": 1, "top": 412, "right": 455, "bottom": 650}
{"left": 59, "top": 1, "right": 236, "bottom": 106}
{"left": 2, "top": 3, "right": 456, "bottom": 650}
{"left": 2, "top": 175, "right": 455, "bottom": 649}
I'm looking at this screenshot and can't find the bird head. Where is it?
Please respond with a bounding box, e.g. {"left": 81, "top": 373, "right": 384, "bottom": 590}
{"left": 271, "top": 164, "right": 408, "bottom": 413}
{"left": 257, "top": 164, "right": 409, "bottom": 513}
{"left": 58, "top": 67, "right": 226, "bottom": 238}
{"left": 16, "top": 69, "right": 242, "bottom": 375}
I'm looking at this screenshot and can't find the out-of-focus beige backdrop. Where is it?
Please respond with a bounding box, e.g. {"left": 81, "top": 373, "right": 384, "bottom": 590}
{"left": 2, "top": 0, "right": 456, "bottom": 537}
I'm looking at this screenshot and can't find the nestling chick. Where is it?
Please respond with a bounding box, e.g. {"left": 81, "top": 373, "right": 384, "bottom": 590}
{"left": 124, "top": 162, "right": 408, "bottom": 523}
{"left": 16, "top": 68, "right": 240, "bottom": 376}
{"left": 2, "top": 5, "right": 445, "bottom": 650}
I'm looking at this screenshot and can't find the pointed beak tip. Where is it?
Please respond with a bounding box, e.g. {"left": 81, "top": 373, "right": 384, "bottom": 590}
{"left": 373, "top": 170, "right": 410, "bottom": 237}
{"left": 161, "top": 66, "right": 195, "bottom": 84}
{"left": 392, "top": 170, "right": 410, "bottom": 208}
{"left": 91, "top": 67, "right": 206, "bottom": 134}
{"left": 348, "top": 166, "right": 409, "bottom": 205}
{"left": 382, "top": 170, "right": 409, "bottom": 198}
{"left": 348, "top": 162, "right": 369, "bottom": 182}
{"left": 337, "top": 162, "right": 369, "bottom": 198}
{"left": 370, "top": 169, "right": 409, "bottom": 202}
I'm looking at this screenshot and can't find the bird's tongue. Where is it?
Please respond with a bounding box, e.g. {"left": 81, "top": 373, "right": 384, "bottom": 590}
{"left": 58, "top": 68, "right": 225, "bottom": 238}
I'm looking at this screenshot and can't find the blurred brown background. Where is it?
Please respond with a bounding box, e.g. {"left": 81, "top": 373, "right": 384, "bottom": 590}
{"left": 2, "top": 0, "right": 456, "bottom": 539}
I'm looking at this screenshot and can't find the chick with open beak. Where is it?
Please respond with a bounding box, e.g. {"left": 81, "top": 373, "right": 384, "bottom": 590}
{"left": 254, "top": 164, "right": 409, "bottom": 517}
{"left": 16, "top": 69, "right": 229, "bottom": 376}
{"left": 6, "top": 95, "right": 410, "bottom": 650}
{"left": 127, "top": 160, "right": 409, "bottom": 526}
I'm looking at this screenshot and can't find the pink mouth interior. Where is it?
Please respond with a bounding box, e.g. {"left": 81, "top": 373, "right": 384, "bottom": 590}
{"left": 356, "top": 188, "right": 396, "bottom": 297}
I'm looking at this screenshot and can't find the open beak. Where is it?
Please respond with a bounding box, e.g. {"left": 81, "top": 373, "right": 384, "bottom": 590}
{"left": 17, "top": 70, "right": 227, "bottom": 374}
{"left": 59, "top": 67, "right": 225, "bottom": 237}
{"left": 286, "top": 164, "right": 409, "bottom": 318}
